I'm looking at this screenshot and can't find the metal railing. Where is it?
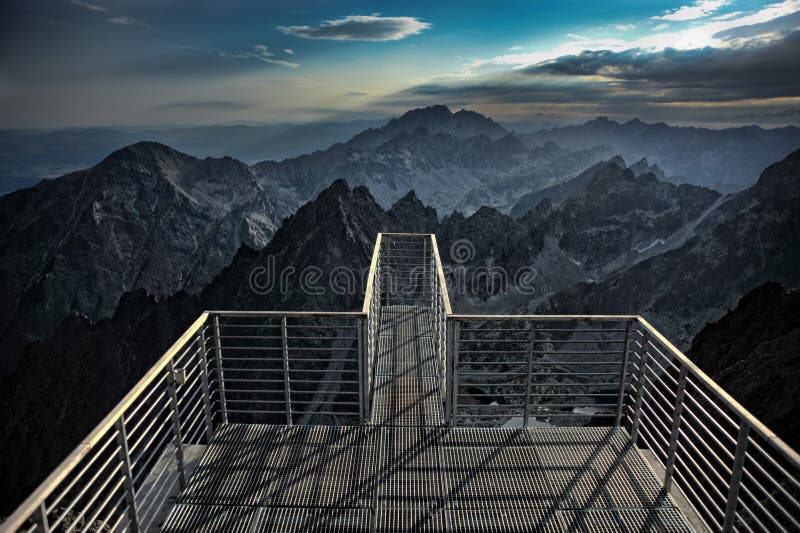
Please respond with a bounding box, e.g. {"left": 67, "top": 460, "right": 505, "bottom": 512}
{"left": 3, "top": 231, "right": 799, "bottom": 533}
{"left": 444, "top": 312, "right": 800, "bottom": 531}
{"left": 0, "top": 314, "right": 213, "bottom": 533}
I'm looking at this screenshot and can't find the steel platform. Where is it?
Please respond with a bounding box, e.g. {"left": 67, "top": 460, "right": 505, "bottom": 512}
{"left": 162, "top": 305, "right": 694, "bottom": 531}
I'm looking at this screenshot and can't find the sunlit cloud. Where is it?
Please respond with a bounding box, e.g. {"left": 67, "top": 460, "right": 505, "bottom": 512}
{"left": 466, "top": 0, "right": 800, "bottom": 72}
{"left": 108, "top": 16, "right": 139, "bottom": 26}
{"left": 278, "top": 15, "right": 431, "bottom": 41}
{"left": 70, "top": 0, "right": 107, "bottom": 13}
{"left": 252, "top": 45, "right": 299, "bottom": 68}
{"left": 653, "top": 0, "right": 727, "bottom": 21}
{"left": 284, "top": 49, "right": 295, "bottom": 55}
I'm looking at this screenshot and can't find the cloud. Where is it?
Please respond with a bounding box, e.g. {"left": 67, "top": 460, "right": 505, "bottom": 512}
{"left": 151, "top": 100, "right": 255, "bottom": 111}
{"left": 464, "top": 0, "right": 800, "bottom": 73}
{"left": 278, "top": 15, "right": 431, "bottom": 41}
{"left": 284, "top": 49, "right": 295, "bottom": 55}
{"left": 653, "top": 0, "right": 727, "bottom": 21}
{"left": 713, "top": 10, "right": 800, "bottom": 43}
{"left": 509, "top": 45, "right": 523, "bottom": 51}
{"left": 345, "top": 91, "right": 369, "bottom": 96}
{"left": 615, "top": 24, "right": 636, "bottom": 31}
{"left": 108, "top": 16, "right": 139, "bottom": 26}
{"left": 251, "top": 45, "right": 299, "bottom": 68}
{"left": 387, "top": 30, "right": 800, "bottom": 115}
{"left": 70, "top": 0, "right": 107, "bottom": 13}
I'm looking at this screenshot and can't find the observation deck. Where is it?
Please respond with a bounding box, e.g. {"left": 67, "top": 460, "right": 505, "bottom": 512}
{"left": 3, "top": 234, "right": 799, "bottom": 532}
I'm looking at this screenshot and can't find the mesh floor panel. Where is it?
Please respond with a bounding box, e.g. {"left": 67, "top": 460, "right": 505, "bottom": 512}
{"left": 161, "top": 503, "right": 258, "bottom": 532}
{"left": 374, "top": 508, "right": 448, "bottom": 532}
{"left": 447, "top": 509, "right": 565, "bottom": 533}
{"left": 378, "top": 428, "right": 446, "bottom": 509}
{"left": 442, "top": 445, "right": 556, "bottom": 509}
{"left": 256, "top": 507, "right": 373, "bottom": 532}
{"left": 558, "top": 508, "right": 694, "bottom": 532}
{"left": 372, "top": 306, "right": 444, "bottom": 426}
{"left": 268, "top": 443, "right": 379, "bottom": 507}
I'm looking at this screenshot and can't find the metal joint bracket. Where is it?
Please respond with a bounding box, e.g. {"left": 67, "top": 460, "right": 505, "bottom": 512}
{"left": 171, "top": 367, "right": 187, "bottom": 386}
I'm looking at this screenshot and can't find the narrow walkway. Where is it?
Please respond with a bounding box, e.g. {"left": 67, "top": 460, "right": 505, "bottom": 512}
{"left": 371, "top": 306, "right": 443, "bottom": 427}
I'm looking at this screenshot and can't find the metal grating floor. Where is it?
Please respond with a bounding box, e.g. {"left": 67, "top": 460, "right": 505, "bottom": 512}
{"left": 163, "top": 424, "right": 694, "bottom": 532}
{"left": 162, "top": 305, "right": 693, "bottom": 531}
{"left": 371, "top": 306, "right": 443, "bottom": 426}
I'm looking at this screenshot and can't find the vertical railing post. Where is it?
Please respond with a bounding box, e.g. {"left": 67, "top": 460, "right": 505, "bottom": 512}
{"left": 447, "top": 320, "right": 460, "bottom": 427}
{"left": 630, "top": 327, "right": 650, "bottom": 444}
{"left": 281, "top": 316, "right": 292, "bottom": 426}
{"left": 115, "top": 416, "right": 140, "bottom": 533}
{"left": 615, "top": 320, "right": 633, "bottom": 427}
{"left": 358, "top": 317, "right": 366, "bottom": 424}
{"left": 166, "top": 360, "right": 186, "bottom": 490}
{"left": 212, "top": 314, "right": 228, "bottom": 425}
{"left": 34, "top": 501, "right": 50, "bottom": 533}
{"left": 197, "top": 322, "right": 215, "bottom": 442}
{"left": 722, "top": 423, "right": 750, "bottom": 531}
{"left": 664, "top": 365, "right": 688, "bottom": 493}
{"left": 523, "top": 321, "right": 534, "bottom": 427}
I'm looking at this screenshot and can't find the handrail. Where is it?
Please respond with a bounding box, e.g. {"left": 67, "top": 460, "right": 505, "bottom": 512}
{"left": 430, "top": 234, "right": 452, "bottom": 315}
{"left": 636, "top": 316, "right": 800, "bottom": 471}
{"left": 361, "top": 233, "right": 383, "bottom": 314}
{"left": 450, "top": 314, "right": 639, "bottom": 321}
{"left": 208, "top": 310, "right": 366, "bottom": 318}
{"left": 0, "top": 313, "right": 209, "bottom": 533}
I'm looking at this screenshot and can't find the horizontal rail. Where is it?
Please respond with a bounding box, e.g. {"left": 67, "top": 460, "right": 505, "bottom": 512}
{"left": 207, "top": 310, "right": 366, "bottom": 318}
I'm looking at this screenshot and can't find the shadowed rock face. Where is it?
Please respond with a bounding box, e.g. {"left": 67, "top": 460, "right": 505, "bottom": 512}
{"left": 545, "top": 148, "right": 800, "bottom": 346}
{"left": 0, "top": 142, "right": 300, "bottom": 370}
{"left": 0, "top": 179, "right": 391, "bottom": 515}
{"left": 689, "top": 282, "right": 800, "bottom": 449}
{"left": 388, "top": 190, "right": 439, "bottom": 234}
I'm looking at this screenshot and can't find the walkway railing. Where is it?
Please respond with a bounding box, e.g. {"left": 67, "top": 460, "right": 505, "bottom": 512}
{"left": 2, "top": 231, "right": 799, "bottom": 532}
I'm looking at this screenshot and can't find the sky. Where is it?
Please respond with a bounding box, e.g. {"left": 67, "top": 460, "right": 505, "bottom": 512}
{"left": 1, "top": 0, "right": 799, "bottom": 128}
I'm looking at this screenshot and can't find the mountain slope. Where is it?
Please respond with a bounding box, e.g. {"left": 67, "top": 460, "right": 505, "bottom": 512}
{"left": 688, "top": 282, "right": 800, "bottom": 449}
{"left": 546, "top": 148, "right": 800, "bottom": 345}
{"left": 0, "top": 179, "right": 390, "bottom": 515}
{"left": 0, "top": 142, "right": 299, "bottom": 370}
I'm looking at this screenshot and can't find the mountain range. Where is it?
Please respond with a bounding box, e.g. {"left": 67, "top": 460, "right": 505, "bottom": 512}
{"left": 521, "top": 116, "right": 800, "bottom": 192}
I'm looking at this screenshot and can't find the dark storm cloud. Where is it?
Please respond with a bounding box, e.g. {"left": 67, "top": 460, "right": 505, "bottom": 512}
{"left": 525, "top": 30, "right": 800, "bottom": 101}
{"left": 278, "top": 15, "right": 430, "bottom": 41}
{"left": 392, "top": 31, "right": 800, "bottom": 108}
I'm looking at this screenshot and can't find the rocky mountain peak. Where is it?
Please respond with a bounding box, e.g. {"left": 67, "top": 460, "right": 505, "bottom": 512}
{"left": 346, "top": 104, "right": 507, "bottom": 150}
{"left": 388, "top": 190, "right": 438, "bottom": 234}
{"left": 494, "top": 132, "right": 528, "bottom": 154}
{"left": 752, "top": 147, "right": 800, "bottom": 198}
{"left": 97, "top": 140, "right": 191, "bottom": 170}
{"left": 608, "top": 155, "right": 627, "bottom": 168}
{"left": 629, "top": 157, "right": 667, "bottom": 181}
